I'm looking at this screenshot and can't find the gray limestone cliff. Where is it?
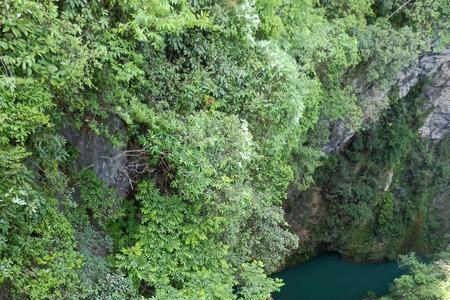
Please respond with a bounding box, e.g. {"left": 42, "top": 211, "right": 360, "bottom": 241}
{"left": 325, "top": 47, "right": 450, "bottom": 153}
{"left": 418, "top": 51, "right": 450, "bottom": 140}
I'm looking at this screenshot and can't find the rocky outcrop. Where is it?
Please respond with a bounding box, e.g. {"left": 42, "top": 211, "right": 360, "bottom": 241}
{"left": 61, "top": 116, "right": 131, "bottom": 197}
{"left": 397, "top": 48, "right": 450, "bottom": 99}
{"left": 323, "top": 122, "right": 355, "bottom": 154}
{"left": 381, "top": 168, "right": 394, "bottom": 192}
{"left": 325, "top": 47, "right": 450, "bottom": 153}
{"left": 419, "top": 57, "right": 450, "bottom": 140}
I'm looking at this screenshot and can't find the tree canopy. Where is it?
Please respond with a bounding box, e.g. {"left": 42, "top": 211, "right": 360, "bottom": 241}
{"left": 1, "top": 0, "right": 449, "bottom": 299}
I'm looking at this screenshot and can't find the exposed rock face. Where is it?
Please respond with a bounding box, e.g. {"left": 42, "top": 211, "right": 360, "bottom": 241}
{"left": 325, "top": 47, "right": 450, "bottom": 153}
{"left": 61, "top": 116, "right": 130, "bottom": 197}
{"left": 419, "top": 57, "right": 450, "bottom": 140}
{"left": 323, "top": 122, "right": 354, "bottom": 154}
{"left": 397, "top": 48, "right": 450, "bottom": 99}
{"left": 381, "top": 168, "right": 394, "bottom": 192}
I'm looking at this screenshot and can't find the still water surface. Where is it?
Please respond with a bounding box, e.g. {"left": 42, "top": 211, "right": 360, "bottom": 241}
{"left": 273, "top": 253, "right": 405, "bottom": 300}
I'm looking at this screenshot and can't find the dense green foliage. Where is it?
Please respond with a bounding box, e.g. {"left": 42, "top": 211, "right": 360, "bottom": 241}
{"left": 380, "top": 252, "right": 450, "bottom": 300}
{"left": 1, "top": 0, "right": 449, "bottom": 299}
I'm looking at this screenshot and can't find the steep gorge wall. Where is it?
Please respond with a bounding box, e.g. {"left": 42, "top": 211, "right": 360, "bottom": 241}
{"left": 325, "top": 47, "right": 450, "bottom": 153}
{"left": 286, "top": 47, "right": 450, "bottom": 262}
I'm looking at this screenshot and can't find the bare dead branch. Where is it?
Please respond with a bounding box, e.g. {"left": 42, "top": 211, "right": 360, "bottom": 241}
{"left": 388, "top": 0, "right": 412, "bottom": 19}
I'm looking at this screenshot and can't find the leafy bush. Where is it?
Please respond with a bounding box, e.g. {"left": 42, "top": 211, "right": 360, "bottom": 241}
{"left": 77, "top": 170, "right": 123, "bottom": 229}
{"left": 380, "top": 252, "right": 450, "bottom": 300}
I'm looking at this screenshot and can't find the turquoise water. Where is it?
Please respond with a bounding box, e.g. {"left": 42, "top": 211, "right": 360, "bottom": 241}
{"left": 273, "top": 253, "right": 405, "bottom": 300}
